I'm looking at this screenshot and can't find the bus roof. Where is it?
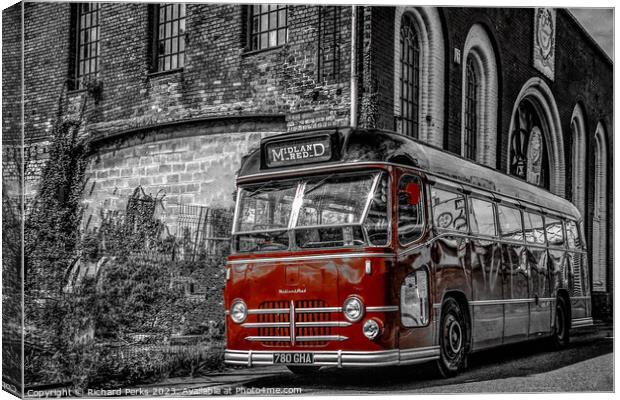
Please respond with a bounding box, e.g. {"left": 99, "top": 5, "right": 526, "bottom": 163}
{"left": 237, "top": 127, "right": 581, "bottom": 220}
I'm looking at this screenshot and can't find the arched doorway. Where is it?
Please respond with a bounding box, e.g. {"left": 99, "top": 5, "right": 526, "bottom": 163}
{"left": 507, "top": 78, "right": 564, "bottom": 195}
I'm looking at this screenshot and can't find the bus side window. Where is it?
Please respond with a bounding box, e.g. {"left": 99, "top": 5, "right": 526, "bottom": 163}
{"left": 497, "top": 204, "right": 523, "bottom": 241}
{"left": 565, "top": 220, "right": 581, "bottom": 249}
{"left": 397, "top": 174, "right": 424, "bottom": 244}
{"left": 545, "top": 216, "right": 565, "bottom": 246}
{"left": 524, "top": 212, "right": 546, "bottom": 244}
{"left": 468, "top": 197, "right": 497, "bottom": 236}
{"left": 430, "top": 187, "right": 468, "bottom": 232}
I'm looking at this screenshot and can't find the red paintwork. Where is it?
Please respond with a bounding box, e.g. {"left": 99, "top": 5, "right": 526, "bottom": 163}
{"left": 225, "top": 165, "right": 436, "bottom": 354}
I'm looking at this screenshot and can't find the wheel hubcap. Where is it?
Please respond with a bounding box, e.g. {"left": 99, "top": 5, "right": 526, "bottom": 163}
{"left": 448, "top": 319, "right": 462, "bottom": 354}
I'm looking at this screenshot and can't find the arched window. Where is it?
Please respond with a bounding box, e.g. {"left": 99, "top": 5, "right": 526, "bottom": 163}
{"left": 507, "top": 77, "right": 565, "bottom": 196}
{"left": 399, "top": 14, "right": 421, "bottom": 138}
{"left": 460, "top": 24, "right": 499, "bottom": 166}
{"left": 393, "top": 7, "right": 445, "bottom": 147}
{"left": 592, "top": 122, "right": 608, "bottom": 293}
{"left": 569, "top": 104, "right": 586, "bottom": 214}
{"left": 463, "top": 57, "right": 478, "bottom": 160}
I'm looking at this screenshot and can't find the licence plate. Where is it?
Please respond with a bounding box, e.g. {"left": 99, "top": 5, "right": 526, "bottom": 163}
{"left": 273, "top": 353, "right": 315, "bottom": 364}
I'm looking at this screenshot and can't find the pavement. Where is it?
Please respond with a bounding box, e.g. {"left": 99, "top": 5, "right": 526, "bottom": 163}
{"left": 115, "top": 321, "right": 613, "bottom": 396}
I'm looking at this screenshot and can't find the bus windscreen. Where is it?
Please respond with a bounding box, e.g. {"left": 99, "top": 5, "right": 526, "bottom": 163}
{"left": 233, "top": 172, "right": 394, "bottom": 252}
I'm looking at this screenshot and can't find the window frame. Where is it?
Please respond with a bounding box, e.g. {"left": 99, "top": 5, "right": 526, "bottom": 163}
{"left": 496, "top": 203, "right": 524, "bottom": 243}
{"left": 399, "top": 13, "right": 421, "bottom": 138}
{"left": 152, "top": 3, "right": 186, "bottom": 73}
{"left": 467, "top": 195, "right": 498, "bottom": 238}
{"left": 430, "top": 186, "right": 469, "bottom": 234}
{"left": 397, "top": 173, "right": 426, "bottom": 246}
{"left": 74, "top": 3, "right": 101, "bottom": 90}
{"left": 523, "top": 210, "right": 547, "bottom": 245}
{"left": 247, "top": 4, "right": 289, "bottom": 51}
{"left": 543, "top": 214, "right": 567, "bottom": 249}
{"left": 463, "top": 56, "right": 478, "bottom": 160}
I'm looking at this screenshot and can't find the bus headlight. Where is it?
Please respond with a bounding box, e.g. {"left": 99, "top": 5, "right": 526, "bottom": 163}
{"left": 362, "top": 318, "right": 384, "bottom": 340}
{"left": 230, "top": 300, "right": 247, "bottom": 324}
{"left": 343, "top": 296, "right": 364, "bottom": 322}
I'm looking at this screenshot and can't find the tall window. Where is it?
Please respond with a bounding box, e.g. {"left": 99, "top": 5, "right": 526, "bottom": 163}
{"left": 463, "top": 57, "right": 478, "bottom": 160}
{"left": 154, "top": 4, "right": 186, "bottom": 72}
{"left": 318, "top": 6, "right": 342, "bottom": 83}
{"left": 399, "top": 14, "right": 420, "bottom": 138}
{"left": 75, "top": 3, "right": 100, "bottom": 88}
{"left": 249, "top": 5, "right": 288, "bottom": 50}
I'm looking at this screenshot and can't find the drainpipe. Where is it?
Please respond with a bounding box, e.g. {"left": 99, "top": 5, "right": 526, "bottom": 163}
{"left": 350, "top": 6, "right": 358, "bottom": 128}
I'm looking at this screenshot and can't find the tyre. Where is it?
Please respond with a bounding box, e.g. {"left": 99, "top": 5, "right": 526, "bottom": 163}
{"left": 286, "top": 365, "right": 321, "bottom": 375}
{"left": 436, "top": 297, "right": 468, "bottom": 378}
{"left": 552, "top": 296, "right": 570, "bottom": 349}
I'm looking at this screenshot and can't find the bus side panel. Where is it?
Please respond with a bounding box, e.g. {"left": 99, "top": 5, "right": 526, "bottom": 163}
{"left": 502, "top": 244, "right": 529, "bottom": 343}
{"left": 548, "top": 247, "right": 568, "bottom": 312}
{"left": 567, "top": 249, "right": 589, "bottom": 321}
{"left": 469, "top": 238, "right": 503, "bottom": 350}
{"left": 431, "top": 236, "right": 472, "bottom": 343}
{"left": 528, "top": 247, "right": 552, "bottom": 335}
{"left": 396, "top": 248, "right": 436, "bottom": 351}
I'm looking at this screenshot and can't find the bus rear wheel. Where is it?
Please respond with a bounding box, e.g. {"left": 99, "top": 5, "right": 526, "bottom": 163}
{"left": 552, "top": 296, "right": 570, "bottom": 349}
{"left": 286, "top": 365, "right": 321, "bottom": 375}
{"left": 436, "top": 297, "right": 468, "bottom": 378}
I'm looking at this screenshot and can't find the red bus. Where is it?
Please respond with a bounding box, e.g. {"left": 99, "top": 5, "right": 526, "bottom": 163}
{"left": 224, "top": 127, "right": 592, "bottom": 376}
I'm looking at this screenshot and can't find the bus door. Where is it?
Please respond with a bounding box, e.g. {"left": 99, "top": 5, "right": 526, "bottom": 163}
{"left": 467, "top": 196, "right": 503, "bottom": 349}
{"left": 524, "top": 211, "right": 551, "bottom": 336}
{"left": 497, "top": 204, "right": 529, "bottom": 343}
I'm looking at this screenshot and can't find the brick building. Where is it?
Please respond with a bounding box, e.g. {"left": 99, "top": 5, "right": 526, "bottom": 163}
{"left": 2, "top": 4, "right": 613, "bottom": 316}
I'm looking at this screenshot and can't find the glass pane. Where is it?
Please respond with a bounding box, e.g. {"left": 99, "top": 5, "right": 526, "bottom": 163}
{"left": 172, "top": 21, "right": 178, "bottom": 36}
{"left": 165, "top": 39, "right": 171, "bottom": 54}
{"left": 179, "top": 37, "right": 185, "bottom": 52}
{"left": 269, "top": 11, "right": 277, "bottom": 29}
{"left": 545, "top": 217, "right": 565, "bottom": 246}
{"left": 179, "top": 19, "right": 185, "bottom": 34}
{"left": 179, "top": 4, "right": 186, "bottom": 18}
{"left": 277, "top": 29, "right": 286, "bottom": 45}
{"left": 365, "top": 173, "right": 389, "bottom": 246}
{"left": 398, "top": 175, "right": 424, "bottom": 243}
{"left": 164, "top": 56, "right": 170, "bottom": 70}
{"left": 524, "top": 212, "right": 545, "bottom": 244}
{"left": 172, "top": 4, "right": 178, "bottom": 19}
{"left": 178, "top": 53, "right": 184, "bottom": 68}
{"left": 431, "top": 188, "right": 467, "bottom": 232}
{"left": 498, "top": 205, "right": 523, "bottom": 240}
{"left": 279, "top": 8, "right": 287, "bottom": 25}
{"left": 261, "top": 4, "right": 269, "bottom": 14}
{"left": 260, "top": 32, "right": 268, "bottom": 49}
{"left": 159, "top": 5, "right": 165, "bottom": 20}
{"left": 297, "top": 174, "right": 375, "bottom": 227}
{"left": 159, "top": 24, "right": 165, "bottom": 38}
{"left": 261, "top": 14, "right": 268, "bottom": 31}
{"left": 171, "top": 55, "right": 177, "bottom": 69}
{"left": 237, "top": 181, "right": 297, "bottom": 232}
{"left": 469, "top": 198, "right": 496, "bottom": 236}
{"left": 171, "top": 38, "right": 177, "bottom": 53}
{"left": 269, "top": 30, "right": 277, "bottom": 47}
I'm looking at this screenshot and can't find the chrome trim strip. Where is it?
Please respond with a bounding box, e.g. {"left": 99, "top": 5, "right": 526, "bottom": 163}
{"left": 571, "top": 317, "right": 594, "bottom": 328}
{"left": 296, "top": 335, "right": 348, "bottom": 342}
{"left": 290, "top": 300, "right": 296, "bottom": 346}
{"left": 297, "top": 306, "right": 342, "bottom": 313}
{"left": 225, "top": 347, "right": 439, "bottom": 367}
{"left": 433, "top": 297, "right": 558, "bottom": 309}
{"left": 241, "top": 322, "right": 289, "bottom": 328}
{"left": 247, "top": 308, "right": 290, "bottom": 315}
{"left": 245, "top": 336, "right": 291, "bottom": 342}
{"left": 366, "top": 306, "right": 399, "bottom": 312}
{"left": 243, "top": 335, "right": 349, "bottom": 342}
{"left": 296, "top": 321, "right": 352, "bottom": 328}
{"left": 227, "top": 252, "right": 395, "bottom": 265}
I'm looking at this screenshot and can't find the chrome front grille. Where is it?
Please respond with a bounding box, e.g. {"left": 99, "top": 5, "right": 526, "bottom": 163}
{"left": 243, "top": 300, "right": 349, "bottom": 347}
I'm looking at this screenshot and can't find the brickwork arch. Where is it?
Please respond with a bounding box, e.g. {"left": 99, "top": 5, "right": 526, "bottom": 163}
{"left": 393, "top": 6, "right": 445, "bottom": 147}
{"left": 570, "top": 103, "right": 587, "bottom": 215}
{"left": 592, "top": 121, "right": 608, "bottom": 292}
{"left": 507, "top": 77, "right": 565, "bottom": 196}
{"left": 460, "top": 23, "right": 499, "bottom": 167}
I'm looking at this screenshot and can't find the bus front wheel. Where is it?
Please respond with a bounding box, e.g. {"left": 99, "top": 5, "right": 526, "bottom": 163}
{"left": 436, "top": 298, "right": 468, "bottom": 378}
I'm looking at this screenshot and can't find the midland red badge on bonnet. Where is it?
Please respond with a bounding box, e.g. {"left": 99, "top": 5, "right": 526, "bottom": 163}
{"left": 264, "top": 134, "right": 332, "bottom": 167}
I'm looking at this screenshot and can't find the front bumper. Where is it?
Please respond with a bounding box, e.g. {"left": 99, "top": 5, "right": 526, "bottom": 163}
{"left": 225, "top": 347, "right": 440, "bottom": 368}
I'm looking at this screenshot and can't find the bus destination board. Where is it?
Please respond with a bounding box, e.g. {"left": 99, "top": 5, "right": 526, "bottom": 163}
{"left": 265, "top": 135, "right": 332, "bottom": 167}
